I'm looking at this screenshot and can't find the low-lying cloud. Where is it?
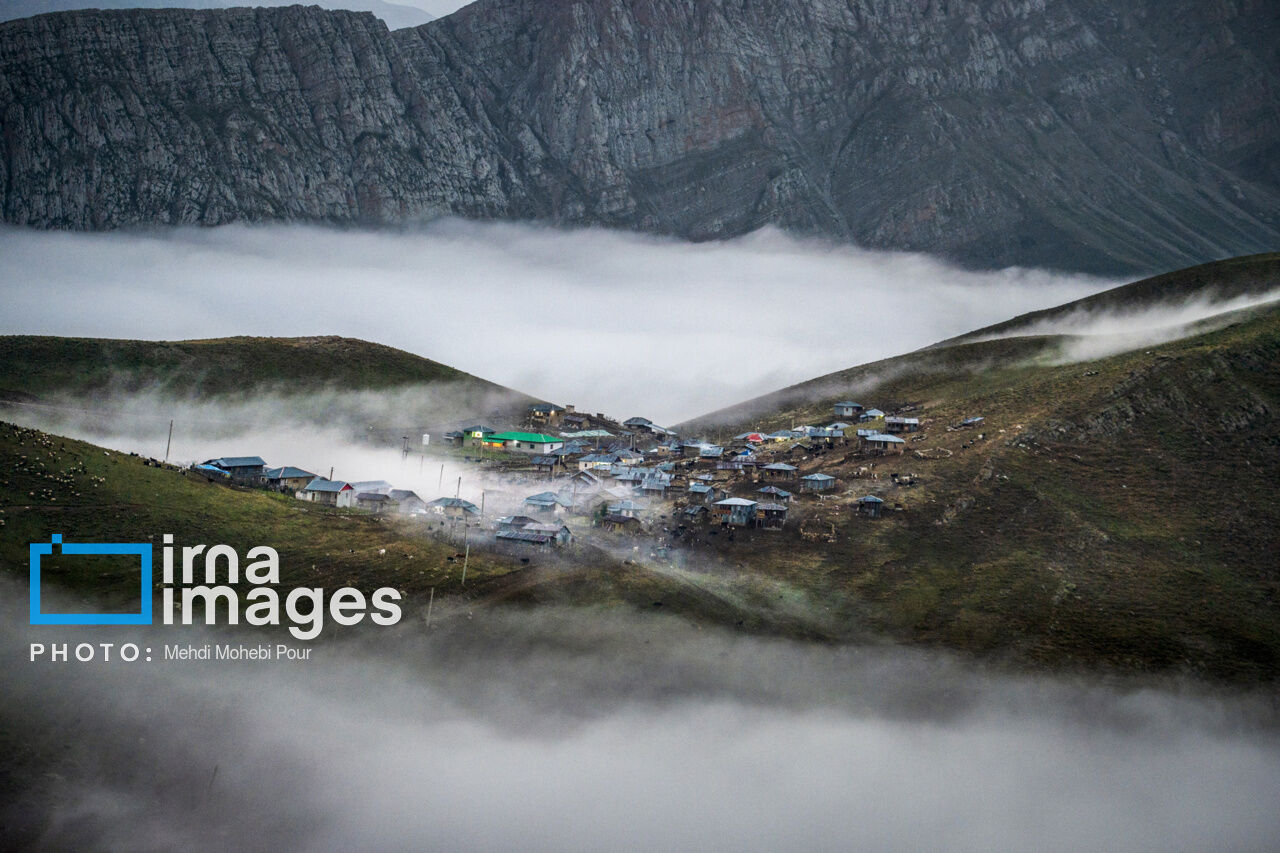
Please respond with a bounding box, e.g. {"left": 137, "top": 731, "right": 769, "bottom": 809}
{"left": 979, "top": 290, "right": 1280, "bottom": 364}
{"left": 4, "top": 587, "right": 1279, "bottom": 853}
{"left": 4, "top": 389, "right": 555, "bottom": 511}
{"left": 0, "top": 221, "right": 1110, "bottom": 424}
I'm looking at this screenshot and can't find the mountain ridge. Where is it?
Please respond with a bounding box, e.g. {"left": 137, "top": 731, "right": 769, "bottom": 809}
{"left": 2, "top": 1, "right": 1277, "bottom": 274}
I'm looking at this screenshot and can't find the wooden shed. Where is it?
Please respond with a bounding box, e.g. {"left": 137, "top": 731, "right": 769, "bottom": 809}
{"left": 756, "top": 502, "right": 789, "bottom": 529}
{"left": 713, "top": 497, "right": 759, "bottom": 526}
{"left": 800, "top": 473, "right": 837, "bottom": 492}
{"left": 761, "top": 462, "right": 798, "bottom": 480}
{"left": 855, "top": 495, "right": 886, "bottom": 518}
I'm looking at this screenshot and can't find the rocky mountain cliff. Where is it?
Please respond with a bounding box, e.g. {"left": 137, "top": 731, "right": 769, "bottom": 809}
{"left": 1, "top": 0, "right": 1277, "bottom": 274}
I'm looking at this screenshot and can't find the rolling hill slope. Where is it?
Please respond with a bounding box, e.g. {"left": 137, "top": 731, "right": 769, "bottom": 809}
{"left": 0, "top": 335, "right": 543, "bottom": 433}
{"left": 662, "top": 261, "right": 1280, "bottom": 679}
{"left": 0, "top": 335, "right": 504, "bottom": 396}
{"left": 687, "top": 253, "right": 1280, "bottom": 429}
{"left": 3, "top": 262, "right": 1278, "bottom": 680}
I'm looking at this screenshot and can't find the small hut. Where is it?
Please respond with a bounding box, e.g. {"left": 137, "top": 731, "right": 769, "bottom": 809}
{"left": 756, "top": 502, "right": 789, "bottom": 530}
{"left": 800, "top": 473, "right": 837, "bottom": 492}
{"left": 885, "top": 416, "right": 920, "bottom": 434}
{"left": 757, "top": 485, "right": 793, "bottom": 503}
{"left": 855, "top": 495, "right": 885, "bottom": 518}
{"left": 862, "top": 433, "right": 906, "bottom": 455}
{"left": 713, "top": 497, "right": 759, "bottom": 526}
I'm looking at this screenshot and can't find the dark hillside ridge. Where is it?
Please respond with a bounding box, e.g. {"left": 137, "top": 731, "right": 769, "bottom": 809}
{"left": 940, "top": 251, "right": 1280, "bottom": 344}
{"left": 0, "top": 335, "right": 520, "bottom": 397}
{"left": 1, "top": 0, "right": 1277, "bottom": 274}
{"left": 685, "top": 253, "right": 1280, "bottom": 430}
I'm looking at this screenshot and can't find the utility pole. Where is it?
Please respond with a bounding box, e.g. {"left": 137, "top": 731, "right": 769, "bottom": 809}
{"left": 439, "top": 464, "right": 444, "bottom": 491}
{"left": 461, "top": 527, "right": 469, "bottom": 587}
{"left": 164, "top": 419, "right": 173, "bottom": 464}
{"left": 455, "top": 476, "right": 461, "bottom": 499}
{"left": 425, "top": 587, "right": 434, "bottom": 629}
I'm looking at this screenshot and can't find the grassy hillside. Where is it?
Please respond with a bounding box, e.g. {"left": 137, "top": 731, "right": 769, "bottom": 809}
{"left": 687, "top": 253, "right": 1280, "bottom": 430}
{"left": 942, "top": 251, "right": 1280, "bottom": 344}
{"left": 4, "top": 256, "right": 1279, "bottom": 681}
{"left": 0, "top": 421, "right": 834, "bottom": 642}
{"left": 0, "top": 334, "right": 531, "bottom": 401}
{"left": 0, "top": 421, "right": 523, "bottom": 620}
{"left": 658, "top": 297, "right": 1280, "bottom": 679}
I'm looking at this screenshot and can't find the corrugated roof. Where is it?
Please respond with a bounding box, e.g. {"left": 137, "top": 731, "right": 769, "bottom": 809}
{"left": 857, "top": 495, "right": 885, "bottom": 503}
{"left": 304, "top": 478, "right": 350, "bottom": 492}
{"left": 802, "top": 473, "right": 836, "bottom": 481}
{"left": 762, "top": 463, "right": 798, "bottom": 471}
{"left": 489, "top": 432, "right": 563, "bottom": 443}
{"left": 427, "top": 497, "right": 479, "bottom": 512}
{"left": 356, "top": 492, "right": 392, "bottom": 502}
{"left": 496, "top": 530, "right": 554, "bottom": 544}
{"left": 715, "top": 498, "right": 758, "bottom": 507}
{"left": 208, "top": 456, "right": 266, "bottom": 468}
{"left": 264, "top": 466, "right": 315, "bottom": 480}
{"left": 498, "top": 515, "right": 539, "bottom": 526}
{"left": 756, "top": 503, "right": 789, "bottom": 512}
{"left": 523, "top": 522, "right": 568, "bottom": 534}
{"left": 864, "top": 433, "right": 906, "bottom": 443}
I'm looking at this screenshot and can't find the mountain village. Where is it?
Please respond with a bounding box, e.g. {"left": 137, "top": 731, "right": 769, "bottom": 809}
{"left": 192, "top": 400, "right": 989, "bottom": 562}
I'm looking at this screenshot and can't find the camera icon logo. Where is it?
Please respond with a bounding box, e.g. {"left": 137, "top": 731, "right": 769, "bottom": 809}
{"left": 29, "top": 534, "right": 153, "bottom": 626}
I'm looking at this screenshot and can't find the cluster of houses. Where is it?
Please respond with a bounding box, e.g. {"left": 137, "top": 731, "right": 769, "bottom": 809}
{"left": 198, "top": 456, "right": 432, "bottom": 515}
{"left": 194, "top": 398, "right": 964, "bottom": 558}
{"left": 430, "top": 399, "right": 936, "bottom": 532}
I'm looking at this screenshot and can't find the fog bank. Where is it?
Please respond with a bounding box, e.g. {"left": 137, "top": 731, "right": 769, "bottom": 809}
{"left": 4, "top": 586, "right": 1279, "bottom": 853}
{"left": 0, "top": 222, "right": 1109, "bottom": 423}
{"left": 981, "top": 290, "right": 1280, "bottom": 364}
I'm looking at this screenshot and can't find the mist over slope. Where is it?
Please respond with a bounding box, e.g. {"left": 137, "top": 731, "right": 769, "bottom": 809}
{"left": 4, "top": 280, "right": 1278, "bottom": 679}
{"left": 1, "top": 0, "right": 1277, "bottom": 273}
{"left": 4, "top": 595, "right": 1279, "bottom": 852}
{"left": 0, "top": 222, "right": 1108, "bottom": 423}
{"left": 688, "top": 252, "right": 1280, "bottom": 428}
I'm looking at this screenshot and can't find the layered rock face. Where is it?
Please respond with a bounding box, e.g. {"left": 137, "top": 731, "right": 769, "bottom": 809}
{"left": 1, "top": 0, "right": 1277, "bottom": 273}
